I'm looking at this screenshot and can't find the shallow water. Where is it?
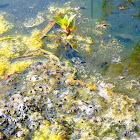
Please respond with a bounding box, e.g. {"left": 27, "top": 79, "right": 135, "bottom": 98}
{"left": 0, "top": 0, "right": 140, "bottom": 139}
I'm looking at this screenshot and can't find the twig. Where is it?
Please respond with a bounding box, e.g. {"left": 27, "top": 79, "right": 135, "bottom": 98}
{"left": 39, "top": 13, "right": 61, "bottom": 39}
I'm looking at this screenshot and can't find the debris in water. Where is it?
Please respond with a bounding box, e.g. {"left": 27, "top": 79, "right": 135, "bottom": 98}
{"left": 119, "top": 7, "right": 125, "bottom": 10}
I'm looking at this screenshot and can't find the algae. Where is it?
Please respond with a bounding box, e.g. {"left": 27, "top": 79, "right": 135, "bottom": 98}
{"left": 33, "top": 120, "right": 71, "bottom": 140}
{"left": 6, "top": 60, "right": 33, "bottom": 76}
{"left": 22, "top": 30, "right": 44, "bottom": 51}
{"left": 0, "top": 35, "right": 33, "bottom": 79}
{"left": 0, "top": 37, "right": 23, "bottom": 60}
{"left": 0, "top": 60, "right": 9, "bottom": 76}
{"left": 24, "top": 14, "right": 45, "bottom": 28}
{"left": 0, "top": 16, "right": 13, "bottom": 35}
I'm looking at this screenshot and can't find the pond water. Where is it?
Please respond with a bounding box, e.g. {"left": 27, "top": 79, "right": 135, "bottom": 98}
{"left": 0, "top": 0, "right": 140, "bottom": 139}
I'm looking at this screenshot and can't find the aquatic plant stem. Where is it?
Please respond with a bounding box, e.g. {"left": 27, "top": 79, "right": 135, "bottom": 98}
{"left": 0, "top": 37, "right": 14, "bottom": 41}
{"left": 40, "top": 49, "right": 60, "bottom": 62}
{"left": 0, "top": 36, "right": 21, "bottom": 41}
{"left": 39, "top": 13, "right": 61, "bottom": 39}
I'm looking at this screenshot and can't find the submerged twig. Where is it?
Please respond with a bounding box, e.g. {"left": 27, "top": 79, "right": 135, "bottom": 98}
{"left": 0, "top": 37, "right": 14, "bottom": 41}
{"left": 41, "top": 49, "right": 60, "bottom": 62}
{"left": 39, "top": 13, "right": 61, "bottom": 39}
{"left": 0, "top": 36, "right": 21, "bottom": 41}
{"left": 14, "top": 49, "right": 60, "bottom": 63}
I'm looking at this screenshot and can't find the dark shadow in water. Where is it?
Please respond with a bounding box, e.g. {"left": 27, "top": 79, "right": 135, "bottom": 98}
{"left": 115, "top": 35, "right": 134, "bottom": 43}
{"left": 0, "top": 3, "right": 9, "bottom": 8}
{"left": 63, "top": 44, "right": 79, "bottom": 60}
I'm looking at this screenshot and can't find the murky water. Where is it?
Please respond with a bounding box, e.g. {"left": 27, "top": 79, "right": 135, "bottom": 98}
{"left": 0, "top": 0, "right": 140, "bottom": 139}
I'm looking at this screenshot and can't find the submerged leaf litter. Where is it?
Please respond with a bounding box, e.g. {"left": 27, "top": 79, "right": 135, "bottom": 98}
{"left": 0, "top": 0, "right": 140, "bottom": 139}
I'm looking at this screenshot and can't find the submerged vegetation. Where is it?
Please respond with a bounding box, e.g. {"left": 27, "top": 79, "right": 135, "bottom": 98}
{"left": 0, "top": 16, "right": 13, "bottom": 35}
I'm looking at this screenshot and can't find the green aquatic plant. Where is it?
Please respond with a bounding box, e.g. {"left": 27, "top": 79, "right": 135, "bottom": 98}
{"left": 52, "top": 14, "right": 94, "bottom": 52}
{"left": 52, "top": 14, "right": 76, "bottom": 36}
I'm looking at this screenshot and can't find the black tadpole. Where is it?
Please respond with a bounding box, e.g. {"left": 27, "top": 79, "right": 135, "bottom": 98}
{"left": 91, "top": 0, "right": 93, "bottom": 18}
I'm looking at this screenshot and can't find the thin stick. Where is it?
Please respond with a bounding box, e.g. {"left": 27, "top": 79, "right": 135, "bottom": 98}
{"left": 41, "top": 49, "right": 60, "bottom": 62}
{"left": 39, "top": 13, "right": 61, "bottom": 39}
{"left": 0, "top": 37, "right": 14, "bottom": 41}
{"left": 0, "top": 36, "right": 21, "bottom": 41}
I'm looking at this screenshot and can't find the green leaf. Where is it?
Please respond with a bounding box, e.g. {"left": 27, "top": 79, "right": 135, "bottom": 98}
{"left": 63, "top": 15, "right": 69, "bottom": 23}
{"left": 68, "top": 14, "right": 76, "bottom": 27}
{"left": 63, "top": 15, "right": 69, "bottom": 26}
{"left": 52, "top": 17, "right": 66, "bottom": 29}
{"left": 69, "top": 18, "right": 75, "bottom": 29}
